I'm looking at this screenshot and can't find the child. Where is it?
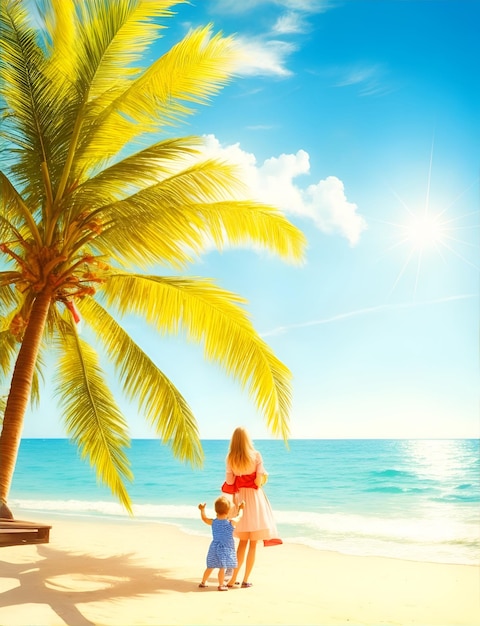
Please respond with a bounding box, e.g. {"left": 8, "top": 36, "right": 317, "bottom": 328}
{"left": 198, "top": 496, "right": 245, "bottom": 591}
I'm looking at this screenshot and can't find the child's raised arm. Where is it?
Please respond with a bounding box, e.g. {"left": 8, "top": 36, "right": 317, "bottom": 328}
{"left": 229, "top": 500, "right": 245, "bottom": 527}
{"left": 198, "top": 502, "right": 213, "bottom": 526}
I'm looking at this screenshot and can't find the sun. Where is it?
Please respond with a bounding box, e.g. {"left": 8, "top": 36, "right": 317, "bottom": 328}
{"left": 375, "top": 137, "right": 479, "bottom": 297}
{"left": 403, "top": 213, "right": 447, "bottom": 251}
{"left": 379, "top": 181, "right": 478, "bottom": 297}
{"left": 385, "top": 200, "right": 477, "bottom": 296}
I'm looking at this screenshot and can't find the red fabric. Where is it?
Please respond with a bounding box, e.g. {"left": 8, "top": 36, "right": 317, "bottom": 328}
{"left": 221, "top": 471, "right": 258, "bottom": 495}
{"left": 221, "top": 481, "right": 237, "bottom": 494}
{"left": 235, "top": 472, "right": 258, "bottom": 490}
{"left": 263, "top": 538, "right": 283, "bottom": 547}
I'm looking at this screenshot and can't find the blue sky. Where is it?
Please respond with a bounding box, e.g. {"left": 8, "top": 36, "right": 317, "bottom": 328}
{"left": 24, "top": 0, "right": 478, "bottom": 440}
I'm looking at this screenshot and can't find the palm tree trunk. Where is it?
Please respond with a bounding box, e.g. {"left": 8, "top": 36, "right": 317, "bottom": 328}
{"left": 0, "top": 289, "right": 52, "bottom": 519}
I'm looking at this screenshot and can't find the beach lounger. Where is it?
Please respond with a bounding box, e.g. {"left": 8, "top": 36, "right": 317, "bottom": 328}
{"left": 0, "top": 519, "right": 52, "bottom": 547}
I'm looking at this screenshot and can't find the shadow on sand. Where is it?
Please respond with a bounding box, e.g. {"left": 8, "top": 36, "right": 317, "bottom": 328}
{"left": 0, "top": 543, "right": 194, "bottom": 625}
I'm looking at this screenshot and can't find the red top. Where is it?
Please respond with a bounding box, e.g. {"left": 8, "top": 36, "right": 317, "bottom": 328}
{"left": 234, "top": 472, "right": 258, "bottom": 490}
{"left": 221, "top": 471, "right": 258, "bottom": 494}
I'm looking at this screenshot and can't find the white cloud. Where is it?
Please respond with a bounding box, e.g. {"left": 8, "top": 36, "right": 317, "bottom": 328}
{"left": 201, "top": 135, "right": 367, "bottom": 246}
{"left": 281, "top": 0, "right": 332, "bottom": 12}
{"left": 209, "top": 0, "right": 332, "bottom": 77}
{"left": 273, "top": 12, "right": 307, "bottom": 34}
{"left": 303, "top": 176, "right": 367, "bottom": 245}
{"left": 334, "top": 63, "right": 394, "bottom": 97}
{"left": 234, "top": 37, "right": 296, "bottom": 77}
{"left": 210, "top": 0, "right": 331, "bottom": 14}
{"left": 246, "top": 124, "right": 278, "bottom": 131}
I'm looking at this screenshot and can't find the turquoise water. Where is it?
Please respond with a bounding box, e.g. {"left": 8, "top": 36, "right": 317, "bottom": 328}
{"left": 9, "top": 438, "right": 480, "bottom": 565}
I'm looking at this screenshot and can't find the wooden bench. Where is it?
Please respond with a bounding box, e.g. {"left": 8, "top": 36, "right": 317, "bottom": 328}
{"left": 0, "top": 519, "right": 52, "bottom": 547}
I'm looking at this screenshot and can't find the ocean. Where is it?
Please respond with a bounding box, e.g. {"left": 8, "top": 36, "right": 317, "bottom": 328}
{"left": 8, "top": 438, "right": 480, "bottom": 566}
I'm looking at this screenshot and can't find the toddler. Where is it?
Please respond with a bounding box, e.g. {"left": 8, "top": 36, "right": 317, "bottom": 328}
{"left": 198, "top": 496, "right": 245, "bottom": 591}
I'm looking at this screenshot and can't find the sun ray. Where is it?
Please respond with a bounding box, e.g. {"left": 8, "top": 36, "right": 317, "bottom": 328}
{"left": 379, "top": 136, "right": 479, "bottom": 297}
{"left": 435, "top": 238, "right": 479, "bottom": 271}
{"left": 443, "top": 181, "right": 478, "bottom": 214}
{"left": 388, "top": 248, "right": 416, "bottom": 296}
{"left": 413, "top": 251, "right": 421, "bottom": 295}
{"left": 423, "top": 133, "right": 435, "bottom": 216}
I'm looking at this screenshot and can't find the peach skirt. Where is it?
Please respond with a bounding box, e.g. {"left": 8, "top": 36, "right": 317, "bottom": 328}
{"left": 232, "top": 486, "right": 279, "bottom": 541}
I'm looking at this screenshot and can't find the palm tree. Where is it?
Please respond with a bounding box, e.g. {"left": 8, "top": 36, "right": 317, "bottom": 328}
{"left": 0, "top": 0, "right": 306, "bottom": 519}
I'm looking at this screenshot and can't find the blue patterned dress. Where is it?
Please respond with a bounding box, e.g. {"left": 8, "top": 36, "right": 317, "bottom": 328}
{"left": 206, "top": 519, "right": 237, "bottom": 568}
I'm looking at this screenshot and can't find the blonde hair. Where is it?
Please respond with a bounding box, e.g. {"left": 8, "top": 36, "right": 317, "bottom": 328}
{"left": 215, "top": 496, "right": 231, "bottom": 515}
{"left": 226, "top": 427, "right": 256, "bottom": 475}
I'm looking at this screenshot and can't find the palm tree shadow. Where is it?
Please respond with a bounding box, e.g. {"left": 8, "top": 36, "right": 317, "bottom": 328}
{"left": 0, "top": 543, "right": 194, "bottom": 626}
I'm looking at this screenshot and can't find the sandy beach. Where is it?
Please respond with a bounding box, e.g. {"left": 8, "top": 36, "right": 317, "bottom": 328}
{"left": 0, "top": 516, "right": 478, "bottom": 626}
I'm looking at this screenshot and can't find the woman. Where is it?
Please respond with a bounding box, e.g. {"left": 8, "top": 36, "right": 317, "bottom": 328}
{"left": 223, "top": 427, "right": 281, "bottom": 588}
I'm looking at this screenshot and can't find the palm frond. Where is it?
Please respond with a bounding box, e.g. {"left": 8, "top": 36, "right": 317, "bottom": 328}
{"left": 78, "top": 297, "right": 204, "bottom": 466}
{"left": 74, "top": 25, "right": 237, "bottom": 174}
{"left": 101, "top": 274, "right": 291, "bottom": 439}
{"left": 54, "top": 320, "right": 134, "bottom": 513}
{"left": 192, "top": 200, "right": 307, "bottom": 263}
{"left": 0, "top": 325, "right": 41, "bottom": 407}
{"left": 1, "top": 6, "right": 81, "bottom": 219}
{"left": 78, "top": 0, "right": 180, "bottom": 99}
{"left": 137, "top": 24, "right": 237, "bottom": 109}
{"left": 0, "top": 2, "right": 48, "bottom": 203}
{"left": 44, "top": 0, "right": 76, "bottom": 79}
{"left": 139, "top": 158, "right": 247, "bottom": 203}
{"left": 70, "top": 137, "right": 203, "bottom": 208}
{"left": 0, "top": 171, "right": 42, "bottom": 242}
{"left": 0, "top": 283, "right": 19, "bottom": 317}
{"left": 47, "top": 1, "right": 184, "bottom": 202}
{"left": 29, "top": 345, "right": 43, "bottom": 409}
{"left": 0, "top": 330, "right": 18, "bottom": 381}
{"left": 87, "top": 159, "right": 305, "bottom": 268}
